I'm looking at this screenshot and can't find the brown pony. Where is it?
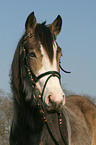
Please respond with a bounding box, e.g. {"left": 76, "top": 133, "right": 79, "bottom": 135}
{"left": 10, "top": 12, "right": 96, "bottom": 145}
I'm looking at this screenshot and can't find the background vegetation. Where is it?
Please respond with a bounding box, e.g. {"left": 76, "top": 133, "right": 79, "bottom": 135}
{"left": 0, "top": 90, "right": 12, "bottom": 145}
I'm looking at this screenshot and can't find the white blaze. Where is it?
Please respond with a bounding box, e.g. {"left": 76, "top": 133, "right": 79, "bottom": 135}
{"left": 36, "top": 42, "right": 65, "bottom": 106}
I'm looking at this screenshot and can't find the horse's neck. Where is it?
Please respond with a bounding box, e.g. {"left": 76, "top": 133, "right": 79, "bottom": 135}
{"left": 11, "top": 99, "right": 44, "bottom": 145}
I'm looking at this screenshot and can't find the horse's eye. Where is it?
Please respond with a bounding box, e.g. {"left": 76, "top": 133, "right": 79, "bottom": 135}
{"left": 29, "top": 52, "right": 36, "bottom": 58}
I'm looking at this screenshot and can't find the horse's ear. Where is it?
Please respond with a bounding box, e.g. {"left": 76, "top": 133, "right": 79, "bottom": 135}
{"left": 49, "top": 15, "right": 62, "bottom": 37}
{"left": 25, "top": 12, "right": 37, "bottom": 34}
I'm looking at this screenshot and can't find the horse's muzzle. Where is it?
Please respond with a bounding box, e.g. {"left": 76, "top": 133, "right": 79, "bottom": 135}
{"left": 45, "top": 94, "right": 65, "bottom": 112}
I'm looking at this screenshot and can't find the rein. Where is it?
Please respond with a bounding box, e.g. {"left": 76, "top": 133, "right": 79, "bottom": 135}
{"left": 21, "top": 34, "right": 71, "bottom": 145}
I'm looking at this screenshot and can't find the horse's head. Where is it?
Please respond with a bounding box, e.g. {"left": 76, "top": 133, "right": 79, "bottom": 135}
{"left": 13, "top": 12, "right": 65, "bottom": 112}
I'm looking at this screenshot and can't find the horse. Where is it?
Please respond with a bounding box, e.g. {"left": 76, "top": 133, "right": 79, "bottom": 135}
{"left": 9, "top": 12, "right": 96, "bottom": 145}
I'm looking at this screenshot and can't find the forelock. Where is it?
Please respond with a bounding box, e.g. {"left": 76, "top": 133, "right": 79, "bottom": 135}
{"left": 35, "top": 23, "right": 54, "bottom": 62}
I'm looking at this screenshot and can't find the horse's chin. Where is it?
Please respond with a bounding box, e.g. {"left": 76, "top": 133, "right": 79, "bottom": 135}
{"left": 44, "top": 104, "right": 62, "bottom": 114}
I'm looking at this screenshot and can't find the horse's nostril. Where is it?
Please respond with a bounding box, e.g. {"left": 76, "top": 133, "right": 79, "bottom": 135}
{"left": 62, "top": 95, "right": 65, "bottom": 105}
{"left": 48, "top": 95, "right": 53, "bottom": 104}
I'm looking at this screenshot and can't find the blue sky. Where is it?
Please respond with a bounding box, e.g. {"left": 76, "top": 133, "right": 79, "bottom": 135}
{"left": 0, "top": 0, "right": 96, "bottom": 97}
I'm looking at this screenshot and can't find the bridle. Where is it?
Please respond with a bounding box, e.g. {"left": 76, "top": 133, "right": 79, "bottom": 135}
{"left": 20, "top": 33, "right": 71, "bottom": 145}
